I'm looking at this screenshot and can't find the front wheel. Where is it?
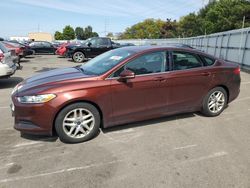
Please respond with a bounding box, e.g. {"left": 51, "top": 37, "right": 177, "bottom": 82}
{"left": 72, "top": 51, "right": 85, "bottom": 63}
{"left": 201, "top": 87, "right": 228, "bottom": 117}
{"left": 55, "top": 102, "right": 100, "bottom": 143}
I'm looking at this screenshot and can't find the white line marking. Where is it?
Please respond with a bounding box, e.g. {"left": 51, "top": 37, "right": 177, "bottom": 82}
{"left": 14, "top": 141, "right": 43, "bottom": 148}
{"left": 236, "top": 97, "right": 250, "bottom": 101}
{"left": 108, "top": 128, "right": 135, "bottom": 134}
{"left": 180, "top": 151, "right": 228, "bottom": 164}
{"left": 0, "top": 160, "right": 123, "bottom": 183}
{"left": 173, "top": 144, "right": 197, "bottom": 150}
{"left": 0, "top": 163, "right": 14, "bottom": 170}
{"left": 0, "top": 128, "right": 13, "bottom": 131}
{"left": 241, "top": 81, "right": 250, "bottom": 85}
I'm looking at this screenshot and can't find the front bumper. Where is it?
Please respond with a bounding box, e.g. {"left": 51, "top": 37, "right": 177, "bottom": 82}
{"left": 11, "top": 97, "right": 56, "bottom": 136}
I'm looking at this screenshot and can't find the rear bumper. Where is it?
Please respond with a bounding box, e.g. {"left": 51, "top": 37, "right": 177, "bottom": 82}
{"left": 23, "top": 50, "right": 34, "bottom": 56}
{"left": 0, "top": 63, "right": 16, "bottom": 77}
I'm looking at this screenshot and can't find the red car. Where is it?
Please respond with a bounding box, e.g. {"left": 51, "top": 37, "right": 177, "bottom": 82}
{"left": 55, "top": 42, "right": 68, "bottom": 56}
{"left": 11, "top": 46, "right": 241, "bottom": 143}
{"left": 2, "top": 41, "right": 24, "bottom": 62}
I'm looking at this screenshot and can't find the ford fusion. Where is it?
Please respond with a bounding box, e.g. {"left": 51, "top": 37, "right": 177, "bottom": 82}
{"left": 11, "top": 46, "right": 241, "bottom": 143}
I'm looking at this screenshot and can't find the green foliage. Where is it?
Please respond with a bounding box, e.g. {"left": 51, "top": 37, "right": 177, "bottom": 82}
{"left": 54, "top": 31, "right": 63, "bottom": 40}
{"left": 83, "top": 26, "right": 99, "bottom": 39}
{"left": 54, "top": 25, "right": 99, "bottom": 40}
{"left": 121, "top": 0, "right": 250, "bottom": 39}
{"left": 121, "top": 19, "right": 165, "bottom": 39}
{"left": 62, "top": 25, "right": 75, "bottom": 40}
{"left": 75, "top": 27, "right": 84, "bottom": 40}
{"left": 178, "top": 13, "right": 203, "bottom": 37}
{"left": 107, "top": 32, "right": 114, "bottom": 38}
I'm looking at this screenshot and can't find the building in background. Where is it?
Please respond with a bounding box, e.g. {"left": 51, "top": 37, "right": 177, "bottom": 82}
{"left": 28, "top": 32, "right": 54, "bottom": 42}
{"left": 10, "top": 36, "right": 29, "bottom": 42}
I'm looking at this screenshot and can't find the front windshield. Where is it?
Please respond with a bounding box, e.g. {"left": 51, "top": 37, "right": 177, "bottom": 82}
{"left": 80, "top": 48, "right": 136, "bottom": 75}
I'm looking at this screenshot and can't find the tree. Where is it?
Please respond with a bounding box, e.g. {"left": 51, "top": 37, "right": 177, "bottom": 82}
{"left": 160, "top": 19, "right": 179, "bottom": 38}
{"left": 106, "top": 32, "right": 114, "bottom": 38}
{"left": 121, "top": 19, "right": 165, "bottom": 39}
{"left": 82, "top": 26, "right": 99, "bottom": 39}
{"left": 75, "top": 27, "right": 84, "bottom": 40}
{"left": 200, "top": 0, "right": 250, "bottom": 34}
{"left": 54, "top": 31, "right": 63, "bottom": 40}
{"left": 62, "top": 25, "right": 75, "bottom": 40}
{"left": 178, "top": 13, "right": 203, "bottom": 37}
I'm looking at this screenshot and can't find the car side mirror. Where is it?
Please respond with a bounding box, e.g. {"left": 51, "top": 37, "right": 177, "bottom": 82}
{"left": 118, "top": 69, "right": 135, "bottom": 81}
{"left": 87, "top": 42, "right": 92, "bottom": 47}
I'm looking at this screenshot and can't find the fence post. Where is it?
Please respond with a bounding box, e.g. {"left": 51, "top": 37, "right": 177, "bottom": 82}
{"left": 206, "top": 37, "right": 209, "bottom": 53}
{"left": 225, "top": 33, "right": 231, "bottom": 60}
{"left": 214, "top": 35, "right": 218, "bottom": 56}
{"left": 241, "top": 30, "right": 249, "bottom": 66}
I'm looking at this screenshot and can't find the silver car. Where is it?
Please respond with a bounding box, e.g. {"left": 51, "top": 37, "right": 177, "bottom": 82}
{"left": 0, "top": 42, "right": 16, "bottom": 78}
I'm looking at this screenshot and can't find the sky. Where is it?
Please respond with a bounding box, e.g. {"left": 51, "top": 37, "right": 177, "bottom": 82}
{"left": 1, "top": 0, "right": 209, "bottom": 38}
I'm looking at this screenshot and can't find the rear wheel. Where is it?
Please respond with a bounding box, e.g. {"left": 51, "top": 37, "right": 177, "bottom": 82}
{"left": 55, "top": 102, "right": 100, "bottom": 143}
{"left": 72, "top": 51, "right": 85, "bottom": 63}
{"left": 202, "top": 87, "right": 227, "bottom": 117}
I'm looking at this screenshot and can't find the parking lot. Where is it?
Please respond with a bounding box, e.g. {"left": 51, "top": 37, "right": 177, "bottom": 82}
{"left": 0, "top": 55, "right": 249, "bottom": 188}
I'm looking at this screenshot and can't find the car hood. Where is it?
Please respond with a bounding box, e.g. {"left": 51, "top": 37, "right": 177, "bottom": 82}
{"left": 17, "top": 67, "right": 95, "bottom": 94}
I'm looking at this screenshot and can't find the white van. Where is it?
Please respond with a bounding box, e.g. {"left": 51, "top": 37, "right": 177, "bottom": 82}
{"left": 0, "top": 42, "right": 16, "bottom": 78}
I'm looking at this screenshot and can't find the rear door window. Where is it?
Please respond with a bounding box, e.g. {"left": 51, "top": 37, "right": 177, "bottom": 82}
{"left": 202, "top": 56, "right": 216, "bottom": 66}
{"left": 172, "top": 51, "right": 203, "bottom": 70}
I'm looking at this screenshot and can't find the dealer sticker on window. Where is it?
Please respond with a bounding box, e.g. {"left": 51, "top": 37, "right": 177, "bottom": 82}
{"left": 109, "top": 56, "right": 123, "bottom": 61}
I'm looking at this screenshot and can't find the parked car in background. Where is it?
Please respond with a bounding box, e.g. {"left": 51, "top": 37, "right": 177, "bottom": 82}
{"left": 55, "top": 42, "right": 70, "bottom": 57}
{"left": 0, "top": 42, "right": 16, "bottom": 78}
{"left": 29, "top": 41, "right": 57, "bottom": 54}
{"left": 11, "top": 46, "right": 240, "bottom": 143}
{"left": 66, "top": 37, "right": 117, "bottom": 63}
{"left": 8, "top": 40, "right": 34, "bottom": 57}
{"left": 2, "top": 41, "right": 25, "bottom": 62}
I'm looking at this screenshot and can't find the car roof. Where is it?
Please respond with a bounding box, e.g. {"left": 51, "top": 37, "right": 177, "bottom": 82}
{"left": 119, "top": 45, "right": 216, "bottom": 59}
{"left": 120, "top": 45, "right": 197, "bottom": 53}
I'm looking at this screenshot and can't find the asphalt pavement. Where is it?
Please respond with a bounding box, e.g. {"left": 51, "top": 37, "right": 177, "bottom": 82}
{"left": 0, "top": 55, "right": 249, "bottom": 188}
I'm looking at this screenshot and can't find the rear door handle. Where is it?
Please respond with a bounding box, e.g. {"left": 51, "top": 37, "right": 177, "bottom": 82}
{"left": 153, "top": 77, "right": 166, "bottom": 82}
{"left": 201, "top": 72, "right": 211, "bottom": 76}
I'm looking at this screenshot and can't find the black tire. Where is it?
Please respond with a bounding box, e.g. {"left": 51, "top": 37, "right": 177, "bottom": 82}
{"left": 72, "top": 51, "right": 85, "bottom": 63}
{"left": 55, "top": 102, "right": 100, "bottom": 143}
{"left": 201, "top": 87, "right": 228, "bottom": 117}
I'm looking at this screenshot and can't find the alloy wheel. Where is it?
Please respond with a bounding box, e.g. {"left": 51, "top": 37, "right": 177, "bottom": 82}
{"left": 207, "top": 91, "right": 225, "bottom": 114}
{"left": 73, "top": 52, "right": 84, "bottom": 62}
{"left": 62, "top": 108, "right": 95, "bottom": 138}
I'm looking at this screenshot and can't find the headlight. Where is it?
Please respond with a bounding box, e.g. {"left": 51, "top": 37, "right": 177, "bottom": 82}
{"left": 17, "top": 94, "right": 56, "bottom": 104}
{"left": 12, "top": 84, "right": 23, "bottom": 95}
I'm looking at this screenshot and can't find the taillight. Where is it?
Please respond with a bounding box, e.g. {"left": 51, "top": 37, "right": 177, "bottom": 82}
{"left": 0, "top": 53, "right": 4, "bottom": 62}
{"left": 233, "top": 67, "right": 240, "bottom": 75}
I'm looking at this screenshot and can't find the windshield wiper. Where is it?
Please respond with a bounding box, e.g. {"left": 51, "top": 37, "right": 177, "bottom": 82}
{"left": 75, "top": 66, "right": 85, "bottom": 73}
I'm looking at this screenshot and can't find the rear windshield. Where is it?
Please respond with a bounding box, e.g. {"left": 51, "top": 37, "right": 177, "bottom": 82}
{"left": 0, "top": 42, "right": 9, "bottom": 53}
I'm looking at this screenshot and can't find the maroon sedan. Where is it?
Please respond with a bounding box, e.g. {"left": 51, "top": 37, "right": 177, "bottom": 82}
{"left": 11, "top": 46, "right": 241, "bottom": 143}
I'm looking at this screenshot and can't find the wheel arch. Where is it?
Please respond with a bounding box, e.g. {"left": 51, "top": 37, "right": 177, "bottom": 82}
{"left": 52, "top": 100, "right": 104, "bottom": 135}
{"left": 217, "top": 85, "right": 229, "bottom": 103}
{"left": 210, "top": 85, "right": 230, "bottom": 103}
